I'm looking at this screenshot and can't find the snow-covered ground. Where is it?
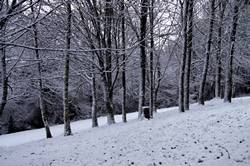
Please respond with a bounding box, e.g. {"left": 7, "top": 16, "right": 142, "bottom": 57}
{"left": 0, "top": 97, "right": 250, "bottom": 166}
{"left": 0, "top": 106, "right": 173, "bottom": 147}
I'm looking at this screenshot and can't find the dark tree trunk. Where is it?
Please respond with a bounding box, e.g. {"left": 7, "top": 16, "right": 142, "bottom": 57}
{"left": 104, "top": 0, "right": 115, "bottom": 125}
{"left": 121, "top": 0, "right": 127, "bottom": 123}
{"left": 179, "top": 0, "right": 189, "bottom": 112}
{"left": 184, "top": 0, "right": 194, "bottom": 110}
{"left": 224, "top": 0, "right": 241, "bottom": 103}
{"left": 0, "top": 28, "right": 7, "bottom": 116}
{"left": 215, "top": 0, "right": 226, "bottom": 98}
{"left": 198, "top": 0, "right": 216, "bottom": 105}
{"left": 149, "top": 0, "right": 155, "bottom": 118}
{"left": 138, "top": 0, "right": 149, "bottom": 119}
{"left": 64, "top": 0, "right": 72, "bottom": 136}
{"left": 103, "top": 80, "right": 115, "bottom": 124}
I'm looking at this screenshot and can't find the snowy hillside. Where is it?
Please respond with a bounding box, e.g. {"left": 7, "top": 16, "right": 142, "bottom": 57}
{"left": 0, "top": 97, "right": 250, "bottom": 166}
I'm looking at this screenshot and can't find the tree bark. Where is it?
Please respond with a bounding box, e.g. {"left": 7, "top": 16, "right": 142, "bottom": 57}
{"left": 30, "top": 0, "right": 52, "bottom": 138}
{"left": 0, "top": 0, "right": 26, "bottom": 116}
{"left": 91, "top": 63, "right": 98, "bottom": 127}
{"left": 64, "top": 0, "right": 72, "bottom": 136}
{"left": 184, "top": 0, "right": 194, "bottom": 110}
{"left": 138, "top": 0, "right": 149, "bottom": 119}
{"left": 198, "top": 0, "right": 216, "bottom": 105}
{"left": 215, "top": 0, "right": 226, "bottom": 98}
{"left": 121, "top": 0, "right": 127, "bottom": 123}
{"left": 0, "top": 29, "right": 8, "bottom": 117}
{"left": 179, "top": 0, "right": 189, "bottom": 112}
{"left": 85, "top": 0, "right": 115, "bottom": 125}
{"left": 154, "top": 52, "right": 161, "bottom": 112}
{"left": 104, "top": 0, "right": 115, "bottom": 125}
{"left": 103, "top": 79, "right": 115, "bottom": 124}
{"left": 224, "top": 0, "right": 241, "bottom": 103}
{"left": 149, "top": 0, "right": 155, "bottom": 118}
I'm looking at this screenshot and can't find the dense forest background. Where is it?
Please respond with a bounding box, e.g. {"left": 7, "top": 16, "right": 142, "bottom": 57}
{"left": 0, "top": 0, "right": 249, "bottom": 135}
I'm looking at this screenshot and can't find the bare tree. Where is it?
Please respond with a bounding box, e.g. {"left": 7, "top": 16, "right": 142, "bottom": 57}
{"left": 215, "top": 0, "right": 227, "bottom": 98}
{"left": 198, "top": 0, "right": 216, "bottom": 105}
{"left": 149, "top": 0, "right": 155, "bottom": 117}
{"left": 224, "top": 0, "right": 242, "bottom": 103}
{"left": 0, "top": 0, "right": 28, "bottom": 116}
{"left": 30, "top": 0, "right": 52, "bottom": 138}
{"left": 77, "top": 0, "right": 118, "bottom": 125}
{"left": 138, "top": 0, "right": 149, "bottom": 119}
{"left": 154, "top": 52, "right": 161, "bottom": 112}
{"left": 103, "top": 0, "right": 115, "bottom": 124}
{"left": 120, "top": 0, "right": 127, "bottom": 123}
{"left": 184, "top": 0, "right": 194, "bottom": 110}
{"left": 91, "top": 57, "right": 98, "bottom": 127}
{"left": 0, "top": 28, "right": 7, "bottom": 116}
{"left": 179, "top": 0, "right": 189, "bottom": 112}
{"left": 64, "top": 0, "right": 72, "bottom": 136}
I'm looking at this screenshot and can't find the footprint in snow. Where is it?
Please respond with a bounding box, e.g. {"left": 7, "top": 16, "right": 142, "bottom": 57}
{"left": 239, "top": 139, "right": 245, "bottom": 143}
{"left": 198, "top": 159, "right": 204, "bottom": 163}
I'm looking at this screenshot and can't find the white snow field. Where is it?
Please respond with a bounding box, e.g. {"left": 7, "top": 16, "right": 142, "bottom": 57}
{"left": 0, "top": 97, "right": 250, "bottom": 166}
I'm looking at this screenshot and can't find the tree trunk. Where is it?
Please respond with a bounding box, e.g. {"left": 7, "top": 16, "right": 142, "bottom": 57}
{"left": 103, "top": 79, "right": 115, "bottom": 124}
{"left": 104, "top": 0, "right": 115, "bottom": 124}
{"left": 149, "top": 0, "right": 154, "bottom": 118}
{"left": 91, "top": 65, "right": 98, "bottom": 127}
{"left": 0, "top": 0, "right": 26, "bottom": 116}
{"left": 121, "top": 0, "right": 127, "bottom": 123}
{"left": 30, "top": 0, "right": 52, "bottom": 139}
{"left": 154, "top": 53, "right": 161, "bottom": 112}
{"left": 64, "top": 0, "right": 72, "bottom": 136}
{"left": 179, "top": 0, "right": 189, "bottom": 112}
{"left": 184, "top": 0, "right": 194, "bottom": 110}
{"left": 198, "top": 0, "right": 216, "bottom": 105}
{"left": 138, "top": 0, "right": 149, "bottom": 119}
{"left": 224, "top": 0, "right": 241, "bottom": 103}
{"left": 215, "top": 0, "right": 226, "bottom": 98}
{"left": 0, "top": 29, "right": 8, "bottom": 116}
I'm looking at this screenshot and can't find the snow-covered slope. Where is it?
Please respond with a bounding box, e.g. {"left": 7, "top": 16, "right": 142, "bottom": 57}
{"left": 0, "top": 97, "right": 250, "bottom": 166}
{"left": 0, "top": 106, "right": 172, "bottom": 147}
